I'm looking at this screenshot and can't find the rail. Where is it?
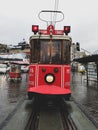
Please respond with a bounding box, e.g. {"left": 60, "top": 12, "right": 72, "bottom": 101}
{"left": 25, "top": 98, "right": 78, "bottom": 130}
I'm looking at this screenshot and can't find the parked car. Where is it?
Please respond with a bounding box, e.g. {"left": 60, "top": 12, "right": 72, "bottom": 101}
{"left": 0, "top": 63, "right": 10, "bottom": 74}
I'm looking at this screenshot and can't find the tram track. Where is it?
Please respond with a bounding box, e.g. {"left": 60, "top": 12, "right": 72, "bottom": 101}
{"left": 60, "top": 98, "right": 78, "bottom": 130}
{"left": 61, "top": 114, "right": 78, "bottom": 130}
{"left": 25, "top": 109, "right": 39, "bottom": 130}
{"left": 1, "top": 96, "right": 97, "bottom": 130}
{"left": 24, "top": 97, "right": 40, "bottom": 130}
{"left": 25, "top": 97, "right": 78, "bottom": 130}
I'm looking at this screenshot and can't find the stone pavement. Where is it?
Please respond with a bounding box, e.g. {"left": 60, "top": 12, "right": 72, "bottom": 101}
{"left": 71, "top": 72, "right": 98, "bottom": 128}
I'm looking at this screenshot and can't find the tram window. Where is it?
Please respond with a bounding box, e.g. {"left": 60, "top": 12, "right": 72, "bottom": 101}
{"left": 51, "top": 41, "right": 61, "bottom": 64}
{"left": 30, "top": 39, "right": 40, "bottom": 63}
{"left": 40, "top": 40, "right": 50, "bottom": 63}
{"left": 10, "top": 65, "right": 16, "bottom": 72}
{"left": 30, "top": 39, "right": 70, "bottom": 64}
{"left": 63, "top": 41, "right": 70, "bottom": 64}
{"left": 40, "top": 40, "right": 61, "bottom": 64}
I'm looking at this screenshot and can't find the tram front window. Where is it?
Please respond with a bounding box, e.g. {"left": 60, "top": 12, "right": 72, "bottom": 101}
{"left": 31, "top": 39, "right": 71, "bottom": 64}
{"left": 40, "top": 40, "right": 61, "bottom": 64}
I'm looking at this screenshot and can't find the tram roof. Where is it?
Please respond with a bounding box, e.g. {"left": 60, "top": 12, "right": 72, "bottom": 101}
{"left": 30, "top": 35, "right": 72, "bottom": 41}
{"left": 73, "top": 54, "right": 98, "bottom": 63}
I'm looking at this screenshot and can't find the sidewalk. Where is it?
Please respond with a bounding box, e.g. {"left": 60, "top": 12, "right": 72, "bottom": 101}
{"left": 71, "top": 72, "right": 98, "bottom": 128}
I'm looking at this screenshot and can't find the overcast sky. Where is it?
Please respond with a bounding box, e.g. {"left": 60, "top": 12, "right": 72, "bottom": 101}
{"left": 0, "top": 0, "right": 98, "bottom": 53}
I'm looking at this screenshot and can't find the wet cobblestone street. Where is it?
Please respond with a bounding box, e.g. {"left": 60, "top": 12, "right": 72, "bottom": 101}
{"left": 0, "top": 73, "right": 28, "bottom": 126}
{"left": 71, "top": 72, "right": 98, "bottom": 126}
{"left": 0, "top": 72, "right": 98, "bottom": 129}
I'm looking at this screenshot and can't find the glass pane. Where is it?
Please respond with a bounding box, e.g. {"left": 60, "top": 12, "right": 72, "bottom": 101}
{"left": 40, "top": 40, "right": 50, "bottom": 63}
{"left": 51, "top": 41, "right": 61, "bottom": 64}
{"left": 31, "top": 40, "right": 40, "bottom": 63}
{"left": 40, "top": 40, "right": 61, "bottom": 64}
{"left": 31, "top": 39, "right": 70, "bottom": 64}
{"left": 63, "top": 40, "right": 70, "bottom": 64}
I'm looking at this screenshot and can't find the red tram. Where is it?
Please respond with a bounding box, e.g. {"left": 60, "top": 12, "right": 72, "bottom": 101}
{"left": 8, "top": 62, "right": 21, "bottom": 81}
{"left": 27, "top": 10, "right": 72, "bottom": 100}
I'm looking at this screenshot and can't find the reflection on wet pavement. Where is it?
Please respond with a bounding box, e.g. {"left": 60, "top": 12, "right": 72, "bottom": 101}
{"left": 71, "top": 72, "right": 98, "bottom": 124}
{"left": 0, "top": 72, "right": 98, "bottom": 127}
{"left": 8, "top": 82, "right": 20, "bottom": 103}
{"left": 0, "top": 73, "right": 28, "bottom": 125}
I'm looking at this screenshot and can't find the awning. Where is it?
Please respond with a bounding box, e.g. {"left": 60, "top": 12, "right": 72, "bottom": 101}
{"left": 73, "top": 54, "right": 98, "bottom": 63}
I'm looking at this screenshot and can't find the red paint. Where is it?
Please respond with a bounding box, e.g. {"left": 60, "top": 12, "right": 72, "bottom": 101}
{"left": 9, "top": 72, "right": 21, "bottom": 78}
{"left": 28, "top": 64, "right": 71, "bottom": 95}
{"left": 63, "top": 66, "right": 70, "bottom": 89}
{"left": 28, "top": 85, "right": 71, "bottom": 95}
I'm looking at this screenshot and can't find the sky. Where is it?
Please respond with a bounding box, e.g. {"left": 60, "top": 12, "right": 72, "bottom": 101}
{"left": 0, "top": 0, "right": 98, "bottom": 53}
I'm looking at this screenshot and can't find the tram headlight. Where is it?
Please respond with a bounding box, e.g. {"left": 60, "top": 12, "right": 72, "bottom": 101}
{"left": 45, "top": 74, "right": 55, "bottom": 84}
